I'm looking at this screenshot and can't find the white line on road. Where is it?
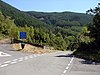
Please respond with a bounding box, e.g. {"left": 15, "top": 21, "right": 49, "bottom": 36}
{"left": 18, "top": 59, "right": 23, "bottom": 61}
{"left": 19, "top": 57, "right": 23, "bottom": 60}
{"left": 10, "top": 61, "right": 17, "bottom": 64}
{"left": 63, "top": 70, "right": 67, "bottom": 74}
{"left": 12, "top": 59, "right": 18, "bottom": 61}
{"left": 0, "top": 64, "right": 8, "bottom": 67}
{"left": 66, "top": 66, "right": 69, "bottom": 70}
{"left": 4, "top": 61, "right": 11, "bottom": 63}
{"left": 18, "top": 57, "right": 24, "bottom": 61}
{"left": 68, "top": 63, "right": 70, "bottom": 66}
{"left": 0, "top": 54, "right": 43, "bottom": 68}
{"left": 70, "top": 57, "right": 74, "bottom": 64}
{"left": 0, "top": 51, "right": 11, "bottom": 57}
{"left": 61, "top": 56, "right": 74, "bottom": 75}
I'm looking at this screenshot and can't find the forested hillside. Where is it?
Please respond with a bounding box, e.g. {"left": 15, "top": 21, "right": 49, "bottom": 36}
{"left": 0, "top": 0, "right": 49, "bottom": 28}
{"left": 0, "top": 11, "right": 70, "bottom": 50}
{"left": 26, "top": 11, "right": 92, "bottom": 27}
{"left": 0, "top": 0, "right": 92, "bottom": 28}
{"left": 0, "top": 0, "right": 95, "bottom": 52}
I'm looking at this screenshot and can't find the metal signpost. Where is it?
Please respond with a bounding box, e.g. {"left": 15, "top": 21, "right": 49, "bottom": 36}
{"left": 20, "top": 32, "right": 27, "bottom": 49}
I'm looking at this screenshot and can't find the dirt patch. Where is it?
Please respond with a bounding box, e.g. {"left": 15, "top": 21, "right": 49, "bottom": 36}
{"left": 12, "top": 43, "right": 58, "bottom": 54}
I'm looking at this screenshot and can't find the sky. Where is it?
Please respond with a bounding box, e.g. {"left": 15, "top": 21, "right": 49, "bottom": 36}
{"left": 2, "top": 0, "right": 100, "bottom": 13}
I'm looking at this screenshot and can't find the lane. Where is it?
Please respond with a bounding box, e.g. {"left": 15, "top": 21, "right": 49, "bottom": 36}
{"left": 61, "top": 56, "right": 74, "bottom": 75}
{"left": 0, "top": 44, "right": 33, "bottom": 63}
{"left": 65, "top": 57, "right": 100, "bottom": 75}
{"left": 0, "top": 51, "right": 73, "bottom": 75}
{"left": 1, "top": 44, "right": 99, "bottom": 75}
{"left": 0, "top": 54, "right": 44, "bottom": 68}
{"left": 0, "top": 44, "right": 47, "bottom": 68}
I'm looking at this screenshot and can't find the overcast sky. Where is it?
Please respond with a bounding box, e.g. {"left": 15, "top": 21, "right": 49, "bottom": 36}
{"left": 2, "top": 0, "right": 100, "bottom": 13}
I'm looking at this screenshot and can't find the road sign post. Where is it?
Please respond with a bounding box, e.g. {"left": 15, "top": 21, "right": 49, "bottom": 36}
{"left": 20, "top": 32, "right": 27, "bottom": 49}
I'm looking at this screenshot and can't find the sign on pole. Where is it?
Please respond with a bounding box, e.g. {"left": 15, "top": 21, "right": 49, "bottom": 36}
{"left": 20, "top": 32, "right": 27, "bottom": 39}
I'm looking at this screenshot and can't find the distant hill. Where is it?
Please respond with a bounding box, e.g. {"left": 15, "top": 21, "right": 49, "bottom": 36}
{"left": 0, "top": 0, "right": 48, "bottom": 28}
{"left": 0, "top": 0, "right": 92, "bottom": 28}
{"left": 26, "top": 11, "right": 93, "bottom": 27}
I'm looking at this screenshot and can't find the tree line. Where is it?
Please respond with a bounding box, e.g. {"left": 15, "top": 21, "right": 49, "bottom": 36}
{"left": 74, "top": 4, "right": 100, "bottom": 62}
{"left": 0, "top": 11, "right": 79, "bottom": 51}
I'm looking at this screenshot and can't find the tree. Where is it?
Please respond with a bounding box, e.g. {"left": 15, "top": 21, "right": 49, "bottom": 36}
{"left": 74, "top": 3, "right": 100, "bottom": 62}
{"left": 53, "top": 36, "right": 66, "bottom": 51}
{"left": 87, "top": 3, "right": 100, "bottom": 45}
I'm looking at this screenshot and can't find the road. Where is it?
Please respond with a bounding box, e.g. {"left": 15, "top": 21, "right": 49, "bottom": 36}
{"left": 0, "top": 44, "right": 100, "bottom": 75}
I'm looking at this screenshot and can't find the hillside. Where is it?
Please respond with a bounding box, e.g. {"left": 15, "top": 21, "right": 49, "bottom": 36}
{"left": 26, "top": 11, "right": 93, "bottom": 27}
{"left": 0, "top": 0, "right": 94, "bottom": 51}
{"left": 0, "top": 0, "right": 49, "bottom": 28}
{"left": 0, "top": 0, "right": 92, "bottom": 28}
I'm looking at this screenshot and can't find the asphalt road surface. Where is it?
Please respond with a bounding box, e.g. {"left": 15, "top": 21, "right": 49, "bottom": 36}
{"left": 0, "top": 44, "right": 100, "bottom": 75}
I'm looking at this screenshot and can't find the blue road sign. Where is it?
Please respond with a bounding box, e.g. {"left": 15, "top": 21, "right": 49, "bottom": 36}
{"left": 20, "top": 32, "right": 27, "bottom": 39}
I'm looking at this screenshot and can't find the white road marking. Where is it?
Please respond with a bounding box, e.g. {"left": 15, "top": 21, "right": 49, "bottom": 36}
{"left": 18, "top": 59, "right": 23, "bottom": 61}
{"left": 68, "top": 63, "right": 70, "bottom": 66}
{"left": 63, "top": 70, "right": 67, "bottom": 73}
{"left": 12, "top": 59, "right": 18, "bottom": 61}
{"left": 18, "top": 58, "right": 23, "bottom": 61}
{"left": 66, "top": 66, "right": 69, "bottom": 70}
{"left": 10, "top": 61, "right": 17, "bottom": 64}
{"left": 4, "top": 61, "right": 11, "bottom": 63}
{"left": 0, "top": 64, "right": 8, "bottom": 67}
{"left": 0, "top": 51, "right": 11, "bottom": 57}
{"left": 19, "top": 57, "right": 23, "bottom": 60}
{"left": 61, "top": 56, "right": 74, "bottom": 75}
{"left": 0, "top": 54, "right": 43, "bottom": 68}
{"left": 69, "top": 56, "right": 74, "bottom": 63}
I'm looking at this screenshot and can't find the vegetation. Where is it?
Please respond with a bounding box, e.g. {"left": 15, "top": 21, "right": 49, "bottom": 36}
{"left": 1, "top": 0, "right": 100, "bottom": 63}
{"left": 0, "top": 10, "right": 81, "bottom": 51}
{"left": 26, "top": 11, "right": 92, "bottom": 26}
{"left": 0, "top": 1, "right": 92, "bottom": 39}
{"left": 2, "top": 0, "right": 99, "bottom": 58}
{"left": 0, "top": 11, "right": 67, "bottom": 50}
{"left": 74, "top": 3, "right": 100, "bottom": 62}
{"left": 0, "top": 0, "right": 49, "bottom": 28}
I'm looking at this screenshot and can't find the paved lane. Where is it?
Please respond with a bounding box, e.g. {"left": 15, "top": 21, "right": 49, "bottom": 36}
{"left": 65, "top": 57, "right": 100, "bottom": 75}
{"left": 0, "top": 48, "right": 73, "bottom": 75}
{"left": 1, "top": 44, "right": 100, "bottom": 75}
{"left": 0, "top": 44, "right": 33, "bottom": 63}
